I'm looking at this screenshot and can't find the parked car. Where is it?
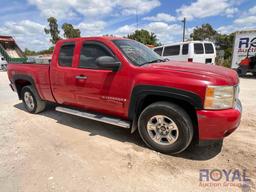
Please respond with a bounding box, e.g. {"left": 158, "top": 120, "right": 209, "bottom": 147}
{"left": 153, "top": 41, "right": 216, "bottom": 64}
{"left": 0, "top": 53, "right": 7, "bottom": 71}
{"left": 7, "top": 37, "right": 241, "bottom": 154}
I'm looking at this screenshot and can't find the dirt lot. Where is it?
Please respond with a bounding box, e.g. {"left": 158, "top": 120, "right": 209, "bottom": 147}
{"left": 0, "top": 72, "right": 255, "bottom": 192}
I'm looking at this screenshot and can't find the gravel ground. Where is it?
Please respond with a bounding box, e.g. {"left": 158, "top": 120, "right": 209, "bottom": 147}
{"left": 0, "top": 71, "right": 255, "bottom": 192}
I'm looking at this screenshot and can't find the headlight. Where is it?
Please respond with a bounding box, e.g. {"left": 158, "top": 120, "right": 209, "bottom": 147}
{"left": 204, "top": 86, "right": 236, "bottom": 110}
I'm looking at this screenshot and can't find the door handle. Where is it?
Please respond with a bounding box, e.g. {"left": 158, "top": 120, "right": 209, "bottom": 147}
{"left": 75, "top": 75, "right": 87, "bottom": 80}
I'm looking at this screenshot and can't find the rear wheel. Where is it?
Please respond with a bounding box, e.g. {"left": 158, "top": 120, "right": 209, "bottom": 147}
{"left": 21, "top": 86, "right": 46, "bottom": 113}
{"left": 138, "top": 102, "right": 193, "bottom": 154}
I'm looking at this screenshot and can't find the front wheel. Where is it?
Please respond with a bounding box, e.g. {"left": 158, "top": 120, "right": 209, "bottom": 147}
{"left": 138, "top": 102, "right": 193, "bottom": 154}
{"left": 21, "top": 86, "right": 46, "bottom": 113}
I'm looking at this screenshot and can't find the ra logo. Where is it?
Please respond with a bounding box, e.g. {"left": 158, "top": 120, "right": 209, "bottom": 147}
{"left": 239, "top": 37, "right": 256, "bottom": 49}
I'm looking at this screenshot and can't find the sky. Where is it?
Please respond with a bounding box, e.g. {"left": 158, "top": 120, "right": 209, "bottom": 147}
{"left": 0, "top": 0, "right": 255, "bottom": 51}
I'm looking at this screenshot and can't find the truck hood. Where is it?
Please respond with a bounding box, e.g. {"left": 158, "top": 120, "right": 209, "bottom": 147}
{"left": 144, "top": 61, "right": 239, "bottom": 85}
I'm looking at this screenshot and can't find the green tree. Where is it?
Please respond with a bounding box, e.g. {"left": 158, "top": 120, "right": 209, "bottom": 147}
{"left": 190, "top": 24, "right": 234, "bottom": 52}
{"left": 190, "top": 23, "right": 235, "bottom": 67}
{"left": 62, "top": 23, "right": 81, "bottom": 38}
{"left": 216, "top": 33, "right": 235, "bottom": 67}
{"left": 127, "top": 29, "right": 160, "bottom": 46}
{"left": 24, "top": 48, "right": 36, "bottom": 56}
{"left": 38, "top": 47, "right": 54, "bottom": 55}
{"left": 24, "top": 47, "right": 54, "bottom": 56}
{"left": 216, "top": 33, "right": 235, "bottom": 59}
{"left": 190, "top": 23, "right": 218, "bottom": 41}
{"left": 44, "top": 17, "right": 61, "bottom": 44}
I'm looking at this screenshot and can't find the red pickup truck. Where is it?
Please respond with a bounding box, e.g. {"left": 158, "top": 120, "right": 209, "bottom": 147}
{"left": 7, "top": 36, "right": 242, "bottom": 154}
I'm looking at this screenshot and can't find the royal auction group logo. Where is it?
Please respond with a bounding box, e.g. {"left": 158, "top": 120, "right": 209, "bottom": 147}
{"left": 199, "top": 169, "right": 251, "bottom": 188}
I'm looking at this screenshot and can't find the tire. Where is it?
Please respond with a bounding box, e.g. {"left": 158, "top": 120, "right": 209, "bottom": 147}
{"left": 21, "top": 85, "right": 46, "bottom": 113}
{"left": 1, "top": 64, "right": 7, "bottom": 71}
{"left": 138, "top": 102, "right": 193, "bottom": 154}
{"left": 237, "top": 67, "right": 247, "bottom": 77}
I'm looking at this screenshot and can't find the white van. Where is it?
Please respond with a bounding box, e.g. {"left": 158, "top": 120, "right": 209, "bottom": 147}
{"left": 0, "top": 53, "right": 7, "bottom": 71}
{"left": 153, "top": 41, "right": 216, "bottom": 64}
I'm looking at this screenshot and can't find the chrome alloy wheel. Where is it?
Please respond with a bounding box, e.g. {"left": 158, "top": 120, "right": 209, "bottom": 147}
{"left": 24, "top": 91, "right": 35, "bottom": 110}
{"left": 146, "top": 115, "right": 179, "bottom": 145}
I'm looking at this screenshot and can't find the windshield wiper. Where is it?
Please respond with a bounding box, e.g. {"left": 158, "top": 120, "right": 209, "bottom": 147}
{"left": 140, "top": 59, "right": 166, "bottom": 66}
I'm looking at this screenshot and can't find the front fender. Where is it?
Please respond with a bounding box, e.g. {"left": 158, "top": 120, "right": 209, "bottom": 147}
{"left": 128, "top": 85, "right": 203, "bottom": 120}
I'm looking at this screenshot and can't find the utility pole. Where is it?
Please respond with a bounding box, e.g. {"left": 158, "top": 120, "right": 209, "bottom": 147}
{"left": 182, "top": 17, "right": 186, "bottom": 42}
{"left": 136, "top": 8, "right": 139, "bottom": 30}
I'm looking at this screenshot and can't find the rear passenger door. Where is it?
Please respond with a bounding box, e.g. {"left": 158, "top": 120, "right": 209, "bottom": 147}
{"left": 204, "top": 43, "right": 216, "bottom": 64}
{"left": 50, "top": 41, "right": 79, "bottom": 106}
{"left": 181, "top": 44, "right": 189, "bottom": 61}
{"left": 193, "top": 43, "right": 205, "bottom": 63}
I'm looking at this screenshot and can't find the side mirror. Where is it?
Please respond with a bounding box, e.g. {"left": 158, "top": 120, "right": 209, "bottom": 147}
{"left": 96, "top": 56, "right": 120, "bottom": 72}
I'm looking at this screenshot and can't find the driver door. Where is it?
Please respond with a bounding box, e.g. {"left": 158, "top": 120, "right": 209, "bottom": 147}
{"left": 72, "top": 40, "right": 127, "bottom": 117}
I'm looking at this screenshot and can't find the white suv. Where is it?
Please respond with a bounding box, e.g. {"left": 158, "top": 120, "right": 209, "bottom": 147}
{"left": 153, "top": 41, "right": 216, "bottom": 64}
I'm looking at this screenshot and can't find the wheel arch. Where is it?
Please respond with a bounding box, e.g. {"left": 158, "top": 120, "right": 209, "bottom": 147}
{"left": 13, "top": 74, "right": 37, "bottom": 100}
{"left": 129, "top": 85, "right": 203, "bottom": 141}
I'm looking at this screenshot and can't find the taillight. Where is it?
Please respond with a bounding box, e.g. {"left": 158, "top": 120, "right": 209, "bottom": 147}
{"left": 188, "top": 58, "right": 193, "bottom": 62}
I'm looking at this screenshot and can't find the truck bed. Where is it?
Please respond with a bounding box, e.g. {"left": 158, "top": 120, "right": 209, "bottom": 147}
{"left": 8, "top": 63, "right": 55, "bottom": 102}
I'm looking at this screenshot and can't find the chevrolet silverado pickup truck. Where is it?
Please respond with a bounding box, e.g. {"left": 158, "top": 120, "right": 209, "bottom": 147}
{"left": 7, "top": 36, "right": 242, "bottom": 154}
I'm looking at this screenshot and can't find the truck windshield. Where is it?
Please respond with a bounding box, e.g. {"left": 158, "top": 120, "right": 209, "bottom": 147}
{"left": 113, "top": 39, "right": 163, "bottom": 66}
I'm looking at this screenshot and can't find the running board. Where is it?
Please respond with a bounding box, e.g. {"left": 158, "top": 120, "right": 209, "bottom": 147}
{"left": 56, "top": 106, "right": 131, "bottom": 129}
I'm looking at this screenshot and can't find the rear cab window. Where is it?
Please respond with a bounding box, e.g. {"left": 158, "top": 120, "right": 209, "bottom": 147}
{"left": 193, "top": 43, "right": 204, "bottom": 54}
{"left": 163, "top": 45, "right": 180, "bottom": 56}
{"left": 154, "top": 47, "right": 163, "bottom": 56}
{"left": 204, "top": 43, "right": 214, "bottom": 54}
{"left": 58, "top": 42, "right": 75, "bottom": 67}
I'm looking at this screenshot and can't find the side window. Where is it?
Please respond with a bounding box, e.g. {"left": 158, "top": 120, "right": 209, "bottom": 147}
{"left": 204, "top": 43, "right": 214, "bottom": 54}
{"left": 194, "top": 43, "right": 204, "bottom": 54}
{"left": 154, "top": 47, "right": 163, "bottom": 56}
{"left": 182, "top": 44, "right": 189, "bottom": 55}
{"left": 58, "top": 43, "right": 75, "bottom": 67}
{"left": 163, "top": 45, "right": 180, "bottom": 56}
{"left": 79, "top": 43, "right": 113, "bottom": 69}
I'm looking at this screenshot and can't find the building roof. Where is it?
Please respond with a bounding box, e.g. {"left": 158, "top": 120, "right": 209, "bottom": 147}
{"left": 0, "top": 35, "right": 15, "bottom": 42}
